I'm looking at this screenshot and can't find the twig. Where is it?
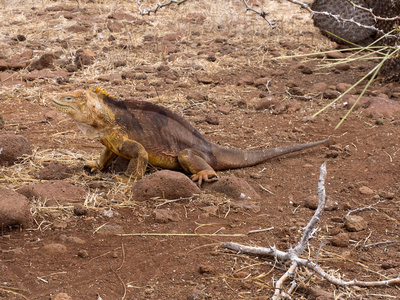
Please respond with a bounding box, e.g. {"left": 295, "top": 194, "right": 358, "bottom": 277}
{"left": 0, "top": 287, "right": 29, "bottom": 300}
{"left": 363, "top": 240, "right": 397, "bottom": 249}
{"left": 366, "top": 294, "right": 397, "bottom": 298}
{"left": 222, "top": 163, "right": 400, "bottom": 298}
{"left": 345, "top": 199, "right": 385, "bottom": 218}
{"left": 247, "top": 227, "right": 274, "bottom": 235}
{"left": 344, "top": 0, "right": 400, "bottom": 22}
{"left": 242, "top": 0, "right": 275, "bottom": 28}
{"left": 120, "top": 233, "right": 245, "bottom": 237}
{"left": 257, "top": 183, "right": 274, "bottom": 194}
{"left": 222, "top": 242, "right": 289, "bottom": 261}
{"left": 292, "top": 162, "right": 327, "bottom": 256}
{"left": 286, "top": 90, "right": 313, "bottom": 101}
{"left": 110, "top": 243, "right": 127, "bottom": 300}
{"left": 286, "top": 0, "right": 398, "bottom": 38}
{"left": 110, "top": 265, "right": 127, "bottom": 300}
{"left": 89, "top": 247, "right": 121, "bottom": 262}
{"left": 155, "top": 194, "right": 198, "bottom": 208}
{"left": 137, "top": 0, "right": 189, "bottom": 15}
{"left": 273, "top": 262, "right": 297, "bottom": 299}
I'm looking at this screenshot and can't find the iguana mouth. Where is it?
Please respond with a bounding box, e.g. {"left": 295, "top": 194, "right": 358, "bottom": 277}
{"left": 53, "top": 99, "right": 72, "bottom": 110}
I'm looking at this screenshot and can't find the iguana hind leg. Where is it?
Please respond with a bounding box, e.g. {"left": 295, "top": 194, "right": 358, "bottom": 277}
{"left": 178, "top": 149, "right": 218, "bottom": 186}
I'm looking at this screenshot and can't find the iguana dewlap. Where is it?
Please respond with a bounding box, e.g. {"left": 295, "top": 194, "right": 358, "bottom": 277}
{"left": 53, "top": 88, "right": 329, "bottom": 185}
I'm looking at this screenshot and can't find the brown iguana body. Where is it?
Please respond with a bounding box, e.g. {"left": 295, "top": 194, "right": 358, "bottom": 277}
{"left": 53, "top": 88, "right": 329, "bottom": 185}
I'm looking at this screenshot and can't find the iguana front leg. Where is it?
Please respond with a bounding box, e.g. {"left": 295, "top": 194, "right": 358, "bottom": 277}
{"left": 105, "top": 138, "right": 148, "bottom": 182}
{"left": 84, "top": 148, "right": 117, "bottom": 173}
{"left": 178, "top": 149, "right": 218, "bottom": 186}
{"left": 95, "top": 133, "right": 149, "bottom": 182}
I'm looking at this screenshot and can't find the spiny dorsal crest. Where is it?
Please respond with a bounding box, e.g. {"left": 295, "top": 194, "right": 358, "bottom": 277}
{"left": 89, "top": 87, "right": 113, "bottom": 98}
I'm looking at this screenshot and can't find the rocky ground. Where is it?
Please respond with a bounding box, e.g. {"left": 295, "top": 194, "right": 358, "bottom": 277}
{"left": 1, "top": 0, "right": 400, "bottom": 299}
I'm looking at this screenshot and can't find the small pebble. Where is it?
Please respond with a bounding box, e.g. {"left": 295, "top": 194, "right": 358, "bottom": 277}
{"left": 77, "top": 249, "right": 89, "bottom": 258}
{"left": 359, "top": 186, "right": 374, "bottom": 195}
{"left": 331, "top": 232, "right": 350, "bottom": 247}
{"left": 345, "top": 215, "right": 367, "bottom": 232}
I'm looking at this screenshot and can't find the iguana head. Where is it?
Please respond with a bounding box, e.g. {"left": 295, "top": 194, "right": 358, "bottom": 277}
{"left": 53, "top": 88, "right": 116, "bottom": 128}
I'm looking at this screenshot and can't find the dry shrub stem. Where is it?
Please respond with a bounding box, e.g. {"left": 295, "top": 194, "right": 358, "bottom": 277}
{"left": 222, "top": 162, "right": 400, "bottom": 299}
{"left": 137, "top": 0, "right": 398, "bottom": 37}
{"left": 137, "top": 0, "right": 189, "bottom": 15}
{"left": 241, "top": 0, "right": 275, "bottom": 28}
{"left": 344, "top": 0, "right": 400, "bottom": 22}
{"left": 287, "top": 0, "right": 397, "bottom": 37}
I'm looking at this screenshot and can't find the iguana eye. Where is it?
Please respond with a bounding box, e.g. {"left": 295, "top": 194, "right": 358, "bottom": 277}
{"left": 64, "top": 96, "right": 74, "bottom": 101}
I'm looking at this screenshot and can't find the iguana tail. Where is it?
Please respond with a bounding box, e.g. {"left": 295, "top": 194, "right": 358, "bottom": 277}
{"left": 212, "top": 138, "right": 329, "bottom": 171}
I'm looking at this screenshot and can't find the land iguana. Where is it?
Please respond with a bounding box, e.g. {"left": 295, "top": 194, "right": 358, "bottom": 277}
{"left": 53, "top": 88, "right": 329, "bottom": 185}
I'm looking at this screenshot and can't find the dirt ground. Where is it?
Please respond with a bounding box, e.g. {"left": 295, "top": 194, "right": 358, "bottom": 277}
{"left": 1, "top": 0, "right": 400, "bottom": 299}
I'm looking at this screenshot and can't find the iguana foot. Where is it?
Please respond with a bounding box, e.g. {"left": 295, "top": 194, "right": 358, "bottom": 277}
{"left": 116, "top": 174, "right": 133, "bottom": 183}
{"left": 83, "top": 162, "right": 100, "bottom": 174}
{"left": 191, "top": 170, "right": 218, "bottom": 187}
{"left": 116, "top": 170, "right": 144, "bottom": 183}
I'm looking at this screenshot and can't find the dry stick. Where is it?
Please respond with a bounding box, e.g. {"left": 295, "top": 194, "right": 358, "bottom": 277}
{"left": 110, "top": 243, "right": 127, "bottom": 300}
{"left": 137, "top": 0, "right": 189, "bottom": 15}
{"left": 272, "top": 162, "right": 327, "bottom": 299}
{"left": 0, "top": 287, "right": 28, "bottom": 300}
{"left": 155, "top": 194, "right": 198, "bottom": 208}
{"left": 273, "top": 262, "right": 298, "bottom": 299}
{"left": 247, "top": 227, "right": 274, "bottom": 235}
{"left": 241, "top": 0, "right": 275, "bottom": 28}
{"left": 120, "top": 233, "right": 245, "bottom": 237}
{"left": 222, "top": 163, "right": 400, "bottom": 298}
{"left": 293, "top": 162, "right": 327, "bottom": 256}
{"left": 136, "top": 0, "right": 399, "bottom": 33}
{"left": 344, "top": 0, "right": 400, "bottom": 22}
{"left": 110, "top": 265, "right": 127, "bottom": 300}
{"left": 345, "top": 199, "right": 385, "bottom": 218}
{"left": 363, "top": 240, "right": 397, "bottom": 249}
{"left": 284, "top": 0, "right": 396, "bottom": 37}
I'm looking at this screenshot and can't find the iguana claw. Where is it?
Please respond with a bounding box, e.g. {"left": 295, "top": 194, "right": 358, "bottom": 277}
{"left": 191, "top": 171, "right": 218, "bottom": 187}
{"left": 83, "top": 164, "right": 96, "bottom": 174}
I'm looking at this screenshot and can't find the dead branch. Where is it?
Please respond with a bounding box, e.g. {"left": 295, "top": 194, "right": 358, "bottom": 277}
{"left": 222, "top": 162, "right": 400, "bottom": 299}
{"left": 344, "top": 0, "right": 400, "bottom": 22}
{"left": 345, "top": 199, "right": 386, "bottom": 218}
{"left": 136, "top": 0, "right": 398, "bottom": 40}
{"left": 292, "top": 162, "right": 327, "bottom": 256}
{"left": 242, "top": 0, "right": 275, "bottom": 28}
{"left": 286, "top": 0, "right": 397, "bottom": 38}
{"left": 222, "top": 242, "right": 289, "bottom": 261}
{"left": 137, "top": 0, "right": 189, "bottom": 15}
{"left": 362, "top": 240, "right": 397, "bottom": 249}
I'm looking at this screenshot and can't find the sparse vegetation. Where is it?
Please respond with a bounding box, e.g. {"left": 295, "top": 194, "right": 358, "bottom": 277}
{"left": 1, "top": 1, "right": 400, "bottom": 299}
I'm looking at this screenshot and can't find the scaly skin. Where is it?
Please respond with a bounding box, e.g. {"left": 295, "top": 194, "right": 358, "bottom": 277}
{"left": 53, "top": 88, "right": 329, "bottom": 185}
